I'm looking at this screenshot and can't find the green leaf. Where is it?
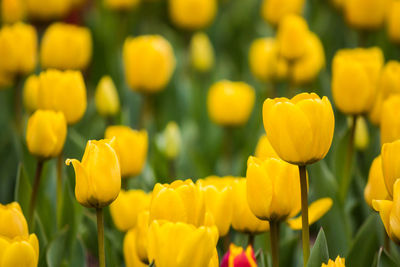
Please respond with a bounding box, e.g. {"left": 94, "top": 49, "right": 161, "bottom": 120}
{"left": 69, "top": 238, "right": 86, "bottom": 267}
{"left": 46, "top": 227, "right": 69, "bottom": 267}
{"left": 307, "top": 228, "right": 329, "bottom": 267}
{"left": 14, "top": 163, "right": 32, "bottom": 215}
{"left": 376, "top": 247, "right": 399, "bottom": 267}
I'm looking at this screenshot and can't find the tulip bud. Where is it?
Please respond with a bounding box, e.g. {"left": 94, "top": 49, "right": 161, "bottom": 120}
{"left": 135, "top": 211, "right": 150, "bottom": 264}
{"left": 260, "top": 0, "right": 305, "bottom": 26}
{"left": 332, "top": 47, "right": 384, "bottom": 115}
{"left": 40, "top": 23, "right": 92, "bottom": 70}
{"left": 23, "top": 75, "right": 39, "bottom": 113}
{"left": 123, "top": 35, "right": 176, "bottom": 93}
{"left": 1, "top": 0, "right": 26, "bottom": 24}
{"left": 95, "top": 76, "right": 120, "bottom": 117}
{"left": 381, "top": 139, "right": 400, "bottom": 198}
{"left": 190, "top": 32, "right": 215, "bottom": 72}
{"left": 263, "top": 93, "right": 335, "bottom": 165}
{"left": 347, "top": 116, "right": 369, "bottom": 151}
{"left": 364, "top": 156, "right": 388, "bottom": 208}
{"left": 255, "top": 134, "right": 279, "bottom": 160}
{"left": 147, "top": 220, "right": 218, "bottom": 267}
{"left": 381, "top": 95, "right": 400, "bottom": 146}
{"left": 0, "top": 202, "right": 29, "bottom": 239}
{"left": 26, "top": 0, "right": 71, "bottom": 20}
{"left": 123, "top": 228, "right": 147, "bottom": 267}
{"left": 344, "top": 0, "right": 387, "bottom": 30}
{"left": 0, "top": 234, "right": 39, "bottom": 267}
{"left": 66, "top": 138, "right": 121, "bottom": 208}
{"left": 156, "top": 121, "right": 181, "bottom": 160}
{"left": 387, "top": 1, "right": 400, "bottom": 43}
{"left": 110, "top": 189, "right": 150, "bottom": 232}
{"left": 322, "top": 256, "right": 346, "bottom": 267}
{"left": 220, "top": 244, "right": 257, "bottom": 267}
{"left": 37, "top": 69, "right": 87, "bottom": 124}
{"left": 207, "top": 80, "right": 255, "bottom": 126}
{"left": 168, "top": 0, "right": 217, "bottom": 30}
{"left": 0, "top": 22, "right": 37, "bottom": 75}
{"left": 26, "top": 110, "right": 67, "bottom": 159}
{"left": 105, "top": 126, "right": 148, "bottom": 177}
{"left": 277, "top": 14, "right": 309, "bottom": 60}
{"left": 104, "top": 0, "right": 140, "bottom": 10}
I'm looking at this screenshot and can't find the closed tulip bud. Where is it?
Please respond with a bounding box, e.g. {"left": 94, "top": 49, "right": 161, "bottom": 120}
{"left": 286, "top": 198, "right": 333, "bottom": 229}
{"left": 344, "top": 0, "right": 387, "bottom": 30}
{"left": 387, "top": 1, "right": 400, "bottom": 43}
{"left": 207, "top": 80, "right": 255, "bottom": 126}
{"left": 147, "top": 220, "right": 218, "bottom": 267}
{"left": 26, "top": 0, "right": 70, "bottom": 20}
{"left": 232, "top": 179, "right": 270, "bottom": 234}
{"left": 0, "top": 234, "right": 39, "bottom": 267}
{"left": 261, "top": 0, "right": 305, "bottom": 26}
{"left": 221, "top": 244, "right": 256, "bottom": 267}
{"left": 123, "top": 229, "right": 147, "bottom": 267}
{"left": 255, "top": 134, "right": 279, "bottom": 160}
{"left": 104, "top": 0, "right": 140, "bottom": 10}
{"left": 348, "top": 116, "right": 369, "bottom": 151}
{"left": 0, "top": 22, "right": 37, "bottom": 75}
{"left": 168, "top": 0, "right": 217, "bottom": 30}
{"left": 23, "top": 75, "right": 39, "bottom": 113}
{"left": 95, "top": 76, "right": 120, "bottom": 117}
{"left": 1, "top": 0, "right": 25, "bottom": 24}
{"left": 364, "top": 156, "right": 388, "bottom": 208}
{"left": 40, "top": 23, "right": 92, "bottom": 70}
{"left": 110, "top": 189, "right": 150, "bottom": 231}
{"left": 381, "top": 95, "right": 400, "bottom": 145}
{"left": 157, "top": 121, "right": 181, "bottom": 160}
{"left": 0, "top": 202, "right": 28, "bottom": 239}
{"left": 382, "top": 139, "right": 400, "bottom": 198}
{"left": 263, "top": 93, "right": 334, "bottom": 165}
{"left": 26, "top": 110, "right": 67, "bottom": 159}
{"left": 277, "top": 14, "right": 309, "bottom": 60}
{"left": 65, "top": 138, "right": 121, "bottom": 208}
{"left": 37, "top": 69, "right": 87, "bottom": 124}
{"left": 190, "top": 32, "right": 215, "bottom": 72}
{"left": 123, "top": 35, "right": 176, "bottom": 93}
{"left": 136, "top": 211, "right": 150, "bottom": 264}
{"left": 105, "top": 126, "right": 148, "bottom": 177}
{"left": 332, "top": 47, "right": 384, "bottom": 115}
{"left": 291, "top": 32, "right": 325, "bottom": 85}
{"left": 322, "top": 256, "right": 346, "bottom": 267}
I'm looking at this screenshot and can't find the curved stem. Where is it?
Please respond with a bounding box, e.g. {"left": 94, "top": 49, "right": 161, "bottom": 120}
{"left": 270, "top": 220, "right": 280, "bottom": 267}
{"left": 96, "top": 208, "right": 106, "bottom": 267}
{"left": 29, "top": 159, "right": 44, "bottom": 229}
{"left": 299, "top": 165, "right": 309, "bottom": 266}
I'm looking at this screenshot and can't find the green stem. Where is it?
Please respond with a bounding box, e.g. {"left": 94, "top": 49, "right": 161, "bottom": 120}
{"left": 222, "top": 127, "right": 234, "bottom": 175}
{"left": 121, "top": 178, "right": 129, "bottom": 190}
{"left": 168, "top": 159, "right": 176, "bottom": 180}
{"left": 299, "top": 165, "right": 309, "bottom": 266}
{"left": 14, "top": 75, "right": 24, "bottom": 135}
{"left": 384, "top": 231, "right": 391, "bottom": 253}
{"left": 29, "top": 159, "right": 44, "bottom": 229}
{"left": 270, "top": 220, "right": 280, "bottom": 267}
{"left": 57, "top": 153, "right": 63, "bottom": 227}
{"left": 96, "top": 208, "right": 106, "bottom": 267}
{"left": 248, "top": 233, "right": 255, "bottom": 248}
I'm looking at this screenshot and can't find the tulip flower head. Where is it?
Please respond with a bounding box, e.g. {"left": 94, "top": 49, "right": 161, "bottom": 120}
{"left": 0, "top": 234, "right": 39, "bottom": 267}
{"left": 255, "top": 134, "right": 279, "bottom": 160}
{"left": 344, "top": 0, "right": 387, "bottom": 30}
{"left": 123, "top": 228, "right": 147, "bottom": 267}
{"left": 168, "top": 0, "right": 217, "bottom": 30}
{"left": 0, "top": 202, "right": 29, "bottom": 239}
{"left": 322, "top": 256, "right": 346, "bottom": 267}
{"left": 95, "top": 76, "right": 120, "bottom": 117}
{"left": 381, "top": 139, "right": 400, "bottom": 198}
{"left": 135, "top": 211, "right": 150, "bottom": 264}
{"left": 277, "top": 14, "right": 309, "bottom": 60}
{"left": 26, "top": 0, "right": 71, "bottom": 20}
{"left": 387, "top": 1, "right": 400, "bottom": 43}
{"left": 221, "top": 243, "right": 257, "bottom": 267}
{"left": 261, "top": 0, "right": 305, "bottom": 26}
{"left": 364, "top": 155, "right": 388, "bottom": 208}
{"left": 380, "top": 95, "right": 400, "bottom": 146}
{"left": 23, "top": 74, "right": 39, "bottom": 113}
{"left": 190, "top": 32, "right": 215, "bottom": 72}
{"left": 1, "top": 0, "right": 26, "bottom": 24}
{"left": 156, "top": 121, "right": 182, "bottom": 160}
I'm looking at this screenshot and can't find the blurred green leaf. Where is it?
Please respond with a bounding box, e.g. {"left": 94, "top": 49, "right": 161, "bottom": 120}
{"left": 46, "top": 227, "right": 68, "bottom": 267}
{"left": 375, "top": 247, "right": 399, "bottom": 267}
{"left": 14, "top": 163, "right": 31, "bottom": 214}
{"left": 307, "top": 228, "right": 329, "bottom": 267}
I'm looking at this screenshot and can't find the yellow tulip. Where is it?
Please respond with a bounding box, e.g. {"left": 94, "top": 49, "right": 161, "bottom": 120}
{"left": 0, "top": 234, "right": 39, "bottom": 267}
{"left": 220, "top": 244, "right": 257, "bottom": 267}
{"left": 350, "top": 116, "right": 370, "bottom": 151}
{"left": 190, "top": 32, "right": 215, "bottom": 72}
{"left": 260, "top": 0, "right": 305, "bottom": 26}
{"left": 135, "top": 211, "right": 150, "bottom": 264}
{"left": 209, "top": 249, "right": 219, "bottom": 267}
{"left": 364, "top": 156, "right": 388, "bottom": 208}
{"left": 105, "top": 126, "right": 148, "bottom": 177}
{"left": 26, "top": 0, "right": 70, "bottom": 20}
{"left": 95, "top": 76, "right": 120, "bottom": 117}
{"left": 65, "top": 138, "right": 121, "bottom": 208}
{"left": 104, "top": 0, "right": 140, "bottom": 10}
{"left": 255, "top": 134, "right": 279, "bottom": 159}
{"left": 332, "top": 47, "right": 384, "bottom": 115}
{"left": 277, "top": 14, "right": 309, "bottom": 60}
{"left": 123, "top": 35, "right": 176, "bottom": 93}
{"left": 147, "top": 220, "right": 218, "bottom": 267}
{"left": 23, "top": 75, "right": 39, "bottom": 113}
{"left": 286, "top": 198, "right": 333, "bottom": 229}
{"left": 1, "top": 0, "right": 25, "bottom": 24}
{"left": 110, "top": 189, "right": 151, "bottom": 231}
{"left": 157, "top": 121, "right": 181, "bottom": 160}
{"left": 344, "top": 0, "right": 388, "bottom": 30}
{"left": 231, "top": 178, "right": 270, "bottom": 234}
{"left": 168, "top": 0, "right": 217, "bottom": 30}
{"left": 381, "top": 139, "right": 400, "bottom": 198}
{"left": 0, "top": 202, "right": 28, "bottom": 239}
{"left": 37, "top": 69, "right": 87, "bottom": 124}
{"left": 291, "top": 32, "right": 325, "bottom": 85}
{"left": 40, "top": 23, "right": 92, "bottom": 70}
{"left": 26, "top": 110, "right": 67, "bottom": 159}
{"left": 207, "top": 80, "right": 255, "bottom": 126}
{"left": 263, "top": 92, "right": 335, "bottom": 165}
{"left": 0, "top": 70, "right": 13, "bottom": 88}
{"left": 380, "top": 95, "right": 400, "bottom": 145}
{"left": 123, "top": 228, "right": 147, "bottom": 267}
{"left": 0, "top": 22, "right": 37, "bottom": 75}
{"left": 373, "top": 179, "right": 400, "bottom": 243}
{"left": 322, "top": 256, "right": 346, "bottom": 267}
{"left": 387, "top": 1, "right": 400, "bottom": 43}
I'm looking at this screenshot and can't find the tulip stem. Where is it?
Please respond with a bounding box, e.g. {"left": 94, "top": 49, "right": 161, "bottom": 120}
{"left": 270, "top": 220, "right": 280, "bottom": 267}
{"left": 248, "top": 233, "right": 255, "bottom": 248}
{"left": 96, "top": 208, "right": 106, "bottom": 267}
{"left": 299, "top": 165, "right": 309, "bottom": 266}
{"left": 57, "top": 153, "right": 63, "bottom": 227}
{"left": 29, "top": 159, "right": 44, "bottom": 229}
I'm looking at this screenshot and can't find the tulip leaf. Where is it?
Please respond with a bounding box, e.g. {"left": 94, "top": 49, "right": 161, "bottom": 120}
{"left": 46, "top": 227, "right": 69, "bottom": 267}
{"left": 14, "top": 163, "right": 32, "bottom": 214}
{"left": 69, "top": 238, "right": 86, "bottom": 267}
{"left": 375, "top": 247, "right": 399, "bottom": 267}
{"left": 307, "top": 228, "right": 329, "bottom": 267}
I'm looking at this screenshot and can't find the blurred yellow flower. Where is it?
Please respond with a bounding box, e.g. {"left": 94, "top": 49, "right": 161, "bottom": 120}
{"left": 110, "top": 189, "right": 151, "bottom": 231}
{"left": 40, "top": 23, "right": 92, "bottom": 70}
{"left": 147, "top": 220, "right": 218, "bottom": 267}
{"left": 157, "top": 121, "right": 182, "bottom": 160}
{"left": 26, "top": 110, "right": 67, "bottom": 159}
{"left": 332, "top": 47, "right": 384, "bottom": 115}
{"left": 135, "top": 211, "right": 150, "bottom": 264}
{"left": 23, "top": 74, "right": 39, "bottom": 113}
{"left": 37, "top": 69, "right": 87, "bottom": 124}
{"left": 105, "top": 126, "right": 148, "bottom": 177}
{"left": 344, "top": 0, "right": 388, "bottom": 30}
{"left": 380, "top": 95, "right": 400, "bottom": 145}
{"left": 66, "top": 138, "right": 121, "bottom": 208}
{"left": 0, "top": 234, "right": 39, "bottom": 267}
{"left": 286, "top": 198, "right": 333, "bottom": 229}
{"left": 104, "top": 0, "right": 140, "bottom": 10}
{"left": 26, "top": 0, "right": 71, "bottom": 20}
{"left": 123, "top": 229, "right": 147, "bottom": 267}
{"left": 190, "top": 32, "right": 215, "bottom": 72}
{"left": 220, "top": 244, "right": 257, "bottom": 267}
{"left": 351, "top": 116, "right": 370, "bottom": 151}
{"left": 255, "top": 134, "right": 279, "bottom": 160}
{"left": 387, "top": 1, "right": 400, "bottom": 43}
{"left": 207, "top": 80, "right": 255, "bottom": 126}
{"left": 277, "top": 14, "right": 309, "bottom": 60}
{"left": 322, "top": 256, "right": 346, "bottom": 267}
{"left": 381, "top": 139, "right": 400, "bottom": 198}
{"left": 261, "top": 0, "right": 305, "bottom": 26}
{"left": 123, "top": 35, "right": 176, "bottom": 93}
{"left": 1, "top": 0, "right": 25, "bottom": 24}
{"left": 168, "top": 0, "right": 217, "bottom": 30}
{"left": 0, "top": 202, "right": 28, "bottom": 239}
{"left": 364, "top": 155, "right": 388, "bottom": 208}
{"left": 0, "top": 71, "right": 13, "bottom": 88}
{"left": 263, "top": 93, "right": 334, "bottom": 165}
{"left": 95, "top": 76, "right": 120, "bottom": 117}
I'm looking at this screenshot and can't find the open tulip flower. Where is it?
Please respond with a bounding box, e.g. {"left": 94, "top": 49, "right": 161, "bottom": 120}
{"left": 0, "top": 234, "right": 39, "bottom": 267}
{"left": 381, "top": 139, "right": 400, "bottom": 198}
{"left": 364, "top": 155, "right": 388, "bottom": 208}
{"left": 322, "top": 256, "right": 346, "bottom": 267}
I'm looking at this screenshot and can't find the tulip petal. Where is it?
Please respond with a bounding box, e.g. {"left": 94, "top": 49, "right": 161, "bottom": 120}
{"left": 66, "top": 159, "right": 90, "bottom": 207}
{"left": 1, "top": 240, "right": 37, "bottom": 267}
{"left": 287, "top": 198, "right": 333, "bottom": 230}
{"left": 373, "top": 199, "right": 394, "bottom": 241}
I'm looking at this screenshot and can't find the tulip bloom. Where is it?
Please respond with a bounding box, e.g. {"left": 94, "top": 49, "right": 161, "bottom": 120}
{"left": 95, "top": 76, "right": 120, "bottom": 117}
{"left": 104, "top": 0, "right": 140, "bottom": 10}
{"left": 380, "top": 95, "right": 400, "bottom": 145}
{"left": 387, "top": 1, "right": 400, "bottom": 43}
{"left": 105, "top": 126, "right": 148, "bottom": 178}
{"left": 0, "top": 234, "right": 39, "bottom": 267}
{"left": 135, "top": 211, "right": 150, "bottom": 264}
{"left": 221, "top": 244, "right": 257, "bottom": 267}
{"left": 157, "top": 121, "right": 182, "bottom": 160}
{"left": 26, "top": 0, "right": 70, "bottom": 20}
{"left": 123, "top": 229, "right": 147, "bottom": 267}
{"left": 0, "top": 202, "right": 29, "bottom": 239}
{"left": 255, "top": 135, "right": 279, "bottom": 160}
{"left": 364, "top": 156, "right": 388, "bottom": 208}
{"left": 322, "top": 256, "right": 346, "bottom": 267}
{"left": 207, "top": 80, "right": 255, "bottom": 126}
{"left": 381, "top": 139, "right": 400, "bottom": 198}
{"left": 168, "top": 0, "right": 217, "bottom": 30}
{"left": 344, "top": 0, "right": 387, "bottom": 30}
{"left": 40, "top": 23, "right": 92, "bottom": 70}
{"left": 190, "top": 32, "right": 215, "bottom": 72}
{"left": 23, "top": 75, "right": 39, "bottom": 113}
{"left": 1, "top": 0, "right": 25, "bottom": 24}
{"left": 123, "top": 35, "right": 176, "bottom": 93}
{"left": 352, "top": 116, "right": 369, "bottom": 151}
{"left": 277, "top": 14, "right": 309, "bottom": 60}
{"left": 261, "top": 0, "right": 305, "bottom": 26}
